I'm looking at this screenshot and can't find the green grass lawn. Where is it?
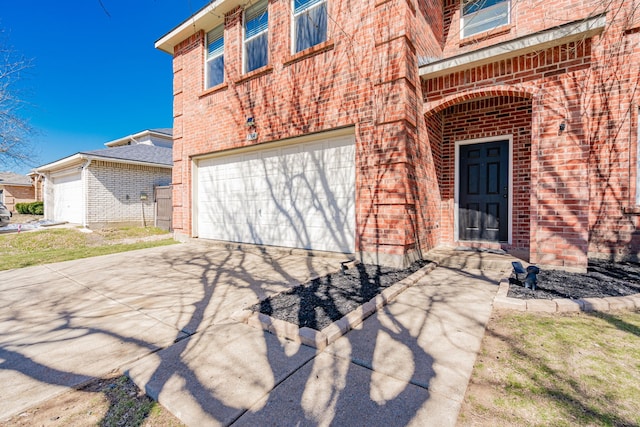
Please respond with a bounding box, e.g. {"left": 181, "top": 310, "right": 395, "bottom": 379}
{"left": 0, "top": 226, "right": 177, "bottom": 270}
{"left": 458, "top": 309, "right": 640, "bottom": 426}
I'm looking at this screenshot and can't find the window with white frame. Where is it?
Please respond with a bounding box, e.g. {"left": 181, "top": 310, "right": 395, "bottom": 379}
{"left": 461, "top": 0, "right": 510, "bottom": 38}
{"left": 206, "top": 25, "right": 224, "bottom": 88}
{"left": 293, "top": 0, "right": 327, "bottom": 53}
{"left": 244, "top": 0, "right": 269, "bottom": 73}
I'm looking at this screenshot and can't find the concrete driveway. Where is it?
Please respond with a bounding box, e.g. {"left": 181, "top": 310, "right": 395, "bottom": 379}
{"left": 0, "top": 241, "right": 502, "bottom": 426}
{"left": 0, "top": 241, "right": 348, "bottom": 421}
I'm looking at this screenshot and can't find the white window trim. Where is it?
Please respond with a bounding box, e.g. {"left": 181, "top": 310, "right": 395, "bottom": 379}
{"left": 205, "top": 25, "right": 224, "bottom": 89}
{"left": 291, "top": 0, "right": 327, "bottom": 54}
{"left": 243, "top": 0, "right": 269, "bottom": 74}
{"left": 454, "top": 134, "right": 513, "bottom": 244}
{"left": 461, "top": 0, "right": 511, "bottom": 39}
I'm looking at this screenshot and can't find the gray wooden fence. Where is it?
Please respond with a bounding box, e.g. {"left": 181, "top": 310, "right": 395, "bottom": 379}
{"left": 154, "top": 186, "right": 172, "bottom": 231}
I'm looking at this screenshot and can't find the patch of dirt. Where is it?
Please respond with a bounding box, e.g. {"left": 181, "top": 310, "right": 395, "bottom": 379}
{"left": 508, "top": 259, "right": 640, "bottom": 300}
{"left": 0, "top": 375, "right": 184, "bottom": 427}
{"left": 251, "top": 260, "right": 432, "bottom": 331}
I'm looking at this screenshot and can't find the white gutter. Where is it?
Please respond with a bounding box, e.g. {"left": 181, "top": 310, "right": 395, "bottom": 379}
{"left": 42, "top": 171, "right": 52, "bottom": 220}
{"left": 419, "top": 14, "right": 606, "bottom": 79}
{"left": 81, "top": 159, "right": 92, "bottom": 228}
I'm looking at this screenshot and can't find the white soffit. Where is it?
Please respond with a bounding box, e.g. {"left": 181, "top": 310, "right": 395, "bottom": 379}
{"left": 419, "top": 14, "right": 606, "bottom": 79}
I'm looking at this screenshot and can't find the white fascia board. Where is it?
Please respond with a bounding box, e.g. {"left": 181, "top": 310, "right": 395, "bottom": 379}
{"left": 104, "top": 130, "right": 173, "bottom": 147}
{"left": 155, "top": 0, "right": 244, "bottom": 54}
{"left": 419, "top": 14, "right": 606, "bottom": 79}
{"left": 34, "top": 153, "right": 85, "bottom": 173}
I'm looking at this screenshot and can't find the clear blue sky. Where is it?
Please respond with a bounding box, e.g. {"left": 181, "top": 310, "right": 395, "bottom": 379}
{"left": 1, "top": 0, "right": 210, "bottom": 174}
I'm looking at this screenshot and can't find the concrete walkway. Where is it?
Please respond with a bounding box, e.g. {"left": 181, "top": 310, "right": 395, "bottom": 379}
{"left": 0, "top": 241, "right": 505, "bottom": 426}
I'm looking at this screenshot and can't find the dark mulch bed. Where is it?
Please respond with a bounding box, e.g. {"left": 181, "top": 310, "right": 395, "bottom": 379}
{"left": 251, "top": 260, "right": 431, "bottom": 331}
{"left": 508, "top": 259, "right": 640, "bottom": 300}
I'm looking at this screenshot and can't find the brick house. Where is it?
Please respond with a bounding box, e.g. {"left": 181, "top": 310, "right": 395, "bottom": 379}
{"left": 34, "top": 129, "right": 173, "bottom": 227}
{"left": 0, "top": 172, "right": 36, "bottom": 212}
{"left": 157, "top": 0, "right": 640, "bottom": 272}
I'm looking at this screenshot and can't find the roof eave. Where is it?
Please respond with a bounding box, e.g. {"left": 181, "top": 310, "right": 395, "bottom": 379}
{"left": 0, "top": 182, "right": 32, "bottom": 187}
{"left": 35, "top": 153, "right": 172, "bottom": 173}
{"left": 85, "top": 156, "right": 173, "bottom": 169}
{"left": 419, "top": 14, "right": 607, "bottom": 79}
{"left": 155, "top": 0, "right": 244, "bottom": 55}
{"left": 34, "top": 153, "right": 86, "bottom": 173}
{"left": 104, "top": 129, "right": 173, "bottom": 147}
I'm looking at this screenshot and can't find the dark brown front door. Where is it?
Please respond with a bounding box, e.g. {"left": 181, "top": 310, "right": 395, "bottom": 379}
{"left": 459, "top": 140, "right": 509, "bottom": 242}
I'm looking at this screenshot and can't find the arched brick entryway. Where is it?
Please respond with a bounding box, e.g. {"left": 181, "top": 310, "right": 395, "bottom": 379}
{"left": 423, "top": 91, "right": 536, "bottom": 260}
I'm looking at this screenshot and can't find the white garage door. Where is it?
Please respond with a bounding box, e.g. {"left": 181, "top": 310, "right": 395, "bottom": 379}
{"left": 197, "top": 133, "right": 355, "bottom": 253}
{"left": 52, "top": 172, "right": 83, "bottom": 224}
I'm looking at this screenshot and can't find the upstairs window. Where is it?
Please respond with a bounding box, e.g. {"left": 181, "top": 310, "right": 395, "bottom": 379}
{"left": 244, "top": 0, "right": 269, "bottom": 73}
{"left": 206, "top": 25, "right": 224, "bottom": 88}
{"left": 293, "top": 0, "right": 327, "bottom": 53}
{"left": 461, "top": 0, "right": 510, "bottom": 38}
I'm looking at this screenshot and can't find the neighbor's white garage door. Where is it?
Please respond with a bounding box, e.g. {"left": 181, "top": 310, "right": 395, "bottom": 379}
{"left": 52, "top": 172, "right": 83, "bottom": 224}
{"left": 196, "top": 133, "right": 355, "bottom": 253}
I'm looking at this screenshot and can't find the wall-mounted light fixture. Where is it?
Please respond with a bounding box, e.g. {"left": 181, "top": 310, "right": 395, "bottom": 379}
{"left": 246, "top": 116, "right": 258, "bottom": 141}
{"left": 559, "top": 121, "right": 566, "bottom": 132}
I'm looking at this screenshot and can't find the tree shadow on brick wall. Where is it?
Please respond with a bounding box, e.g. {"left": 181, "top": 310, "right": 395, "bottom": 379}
{"left": 544, "top": 1, "right": 640, "bottom": 262}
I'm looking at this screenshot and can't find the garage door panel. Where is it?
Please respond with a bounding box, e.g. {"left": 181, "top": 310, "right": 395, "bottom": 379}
{"left": 52, "top": 172, "right": 83, "bottom": 224}
{"left": 197, "top": 133, "right": 355, "bottom": 253}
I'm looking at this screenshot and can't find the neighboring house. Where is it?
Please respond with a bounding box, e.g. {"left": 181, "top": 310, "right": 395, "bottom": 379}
{"left": 156, "top": 0, "right": 640, "bottom": 272}
{"left": 26, "top": 172, "right": 44, "bottom": 202}
{"left": 34, "top": 129, "right": 173, "bottom": 227}
{"left": 0, "top": 171, "right": 36, "bottom": 212}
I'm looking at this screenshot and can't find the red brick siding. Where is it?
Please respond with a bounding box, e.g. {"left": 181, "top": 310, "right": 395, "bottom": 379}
{"left": 414, "top": 0, "right": 444, "bottom": 58}
{"left": 586, "top": 23, "right": 640, "bottom": 261}
{"left": 442, "top": 0, "right": 612, "bottom": 57}
{"left": 423, "top": 43, "right": 591, "bottom": 267}
{"left": 167, "top": 0, "right": 640, "bottom": 269}
{"left": 424, "top": 1, "right": 640, "bottom": 268}
{"left": 170, "top": 0, "right": 431, "bottom": 264}
{"left": 1, "top": 185, "right": 35, "bottom": 212}
{"left": 423, "top": 40, "right": 592, "bottom": 105}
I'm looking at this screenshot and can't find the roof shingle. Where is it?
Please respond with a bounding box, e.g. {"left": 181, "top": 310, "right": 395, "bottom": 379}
{"left": 82, "top": 144, "right": 172, "bottom": 166}
{"left": 0, "top": 171, "right": 32, "bottom": 186}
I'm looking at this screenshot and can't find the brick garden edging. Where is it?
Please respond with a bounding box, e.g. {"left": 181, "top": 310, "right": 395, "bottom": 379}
{"left": 493, "top": 278, "right": 640, "bottom": 313}
{"left": 231, "top": 262, "right": 438, "bottom": 350}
